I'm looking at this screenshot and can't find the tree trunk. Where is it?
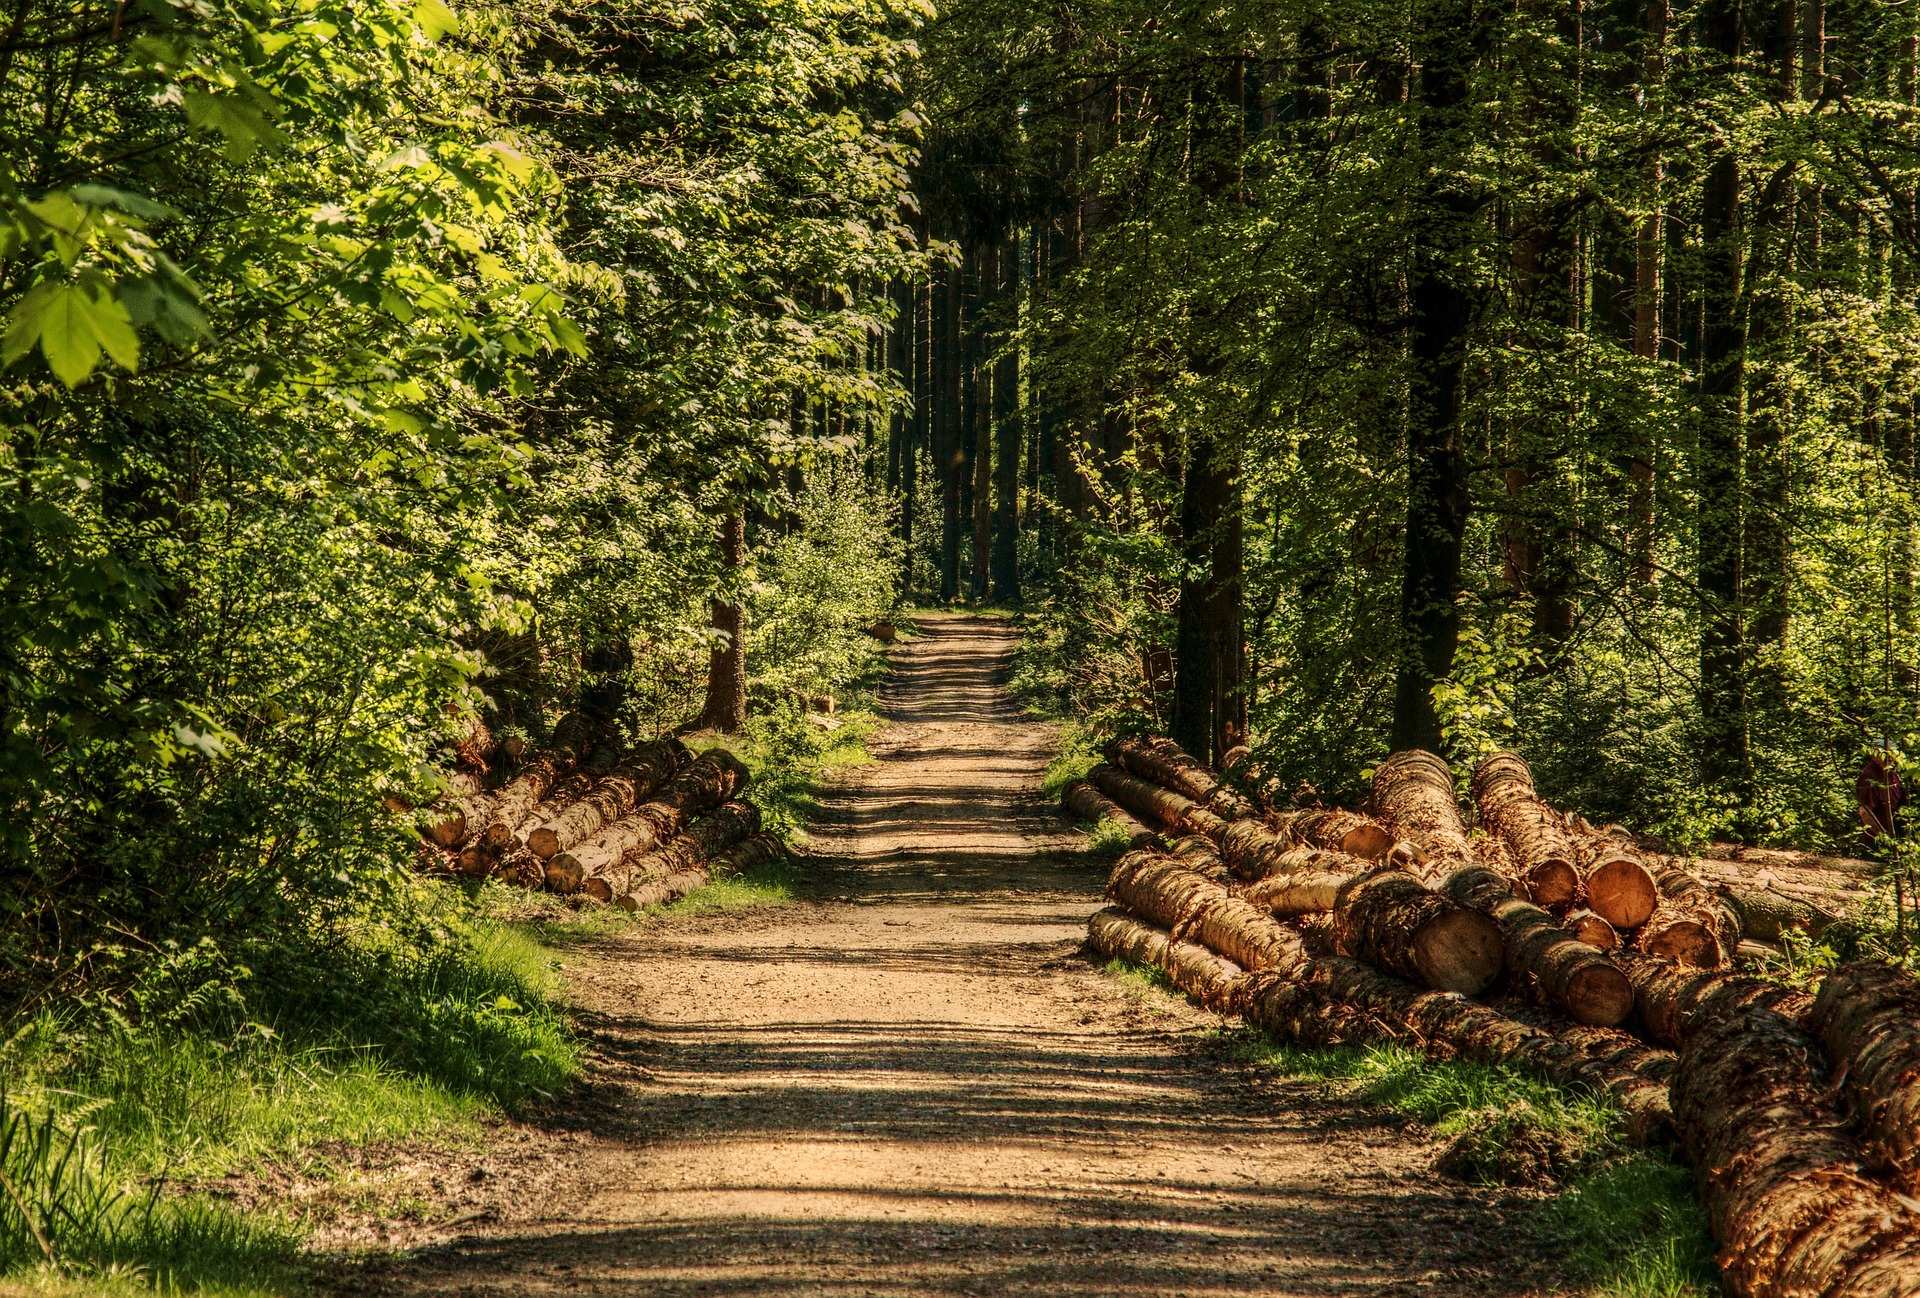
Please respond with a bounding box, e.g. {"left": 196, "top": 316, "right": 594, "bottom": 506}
{"left": 1392, "top": 13, "right": 1479, "bottom": 751}
{"left": 547, "top": 749, "right": 747, "bottom": 892}
{"left": 1087, "top": 906, "right": 1247, "bottom": 1007}
{"left": 939, "top": 262, "right": 963, "bottom": 601}
{"left": 990, "top": 238, "right": 1022, "bottom": 602}
{"left": 1439, "top": 866, "right": 1634, "bottom": 1026}
{"left": 1697, "top": 0, "right": 1752, "bottom": 802}
{"left": 698, "top": 508, "right": 749, "bottom": 733}
{"left": 1060, "top": 780, "right": 1158, "bottom": 849}
{"left": 1369, "top": 749, "right": 1474, "bottom": 860}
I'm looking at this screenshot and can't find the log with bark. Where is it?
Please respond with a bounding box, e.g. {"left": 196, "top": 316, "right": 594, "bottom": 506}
{"left": 617, "top": 828, "right": 786, "bottom": 912}
{"left": 1699, "top": 842, "right": 1879, "bottom": 881}
{"left": 1562, "top": 909, "right": 1619, "bottom": 950}
{"left": 584, "top": 800, "right": 761, "bottom": 904}
{"left": 1811, "top": 962, "right": 1920, "bottom": 1191}
{"left": 1672, "top": 1002, "right": 1920, "bottom": 1298}
{"left": 1111, "top": 846, "right": 1501, "bottom": 996}
{"left": 1471, "top": 752, "right": 1583, "bottom": 906}
{"left": 1626, "top": 960, "right": 1812, "bottom": 1049}
{"left": 1439, "top": 866, "right": 1634, "bottom": 1026}
{"left": 1265, "top": 808, "right": 1397, "bottom": 861}
{"left": 1369, "top": 749, "right": 1475, "bottom": 860}
{"left": 549, "top": 748, "right": 750, "bottom": 891}
{"left": 431, "top": 710, "right": 598, "bottom": 849}
{"left": 526, "top": 740, "right": 685, "bottom": 859}
{"left": 1637, "top": 858, "right": 1739, "bottom": 968}
{"left": 1060, "top": 777, "right": 1159, "bottom": 849}
{"left": 1106, "top": 735, "right": 1256, "bottom": 820}
{"left": 1086, "top": 906, "right": 1247, "bottom": 1006}
{"left": 1547, "top": 826, "right": 1659, "bottom": 931}
{"left": 1090, "top": 763, "right": 1202, "bottom": 834}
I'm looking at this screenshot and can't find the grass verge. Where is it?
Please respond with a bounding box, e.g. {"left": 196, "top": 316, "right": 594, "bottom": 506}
{"left": 1, "top": 888, "right": 582, "bottom": 1295}
{"left": 1094, "top": 959, "right": 1718, "bottom": 1298}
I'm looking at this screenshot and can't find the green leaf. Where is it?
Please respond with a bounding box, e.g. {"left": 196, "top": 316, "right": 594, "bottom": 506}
{"left": 414, "top": 0, "right": 460, "bottom": 40}
{"left": 28, "top": 283, "right": 140, "bottom": 386}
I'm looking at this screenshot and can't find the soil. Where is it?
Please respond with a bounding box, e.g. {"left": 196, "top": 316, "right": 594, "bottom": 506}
{"left": 329, "top": 614, "right": 1553, "bottom": 1297}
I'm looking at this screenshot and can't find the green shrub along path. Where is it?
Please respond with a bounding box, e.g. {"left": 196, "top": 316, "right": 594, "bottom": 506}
{"left": 332, "top": 615, "right": 1641, "bottom": 1298}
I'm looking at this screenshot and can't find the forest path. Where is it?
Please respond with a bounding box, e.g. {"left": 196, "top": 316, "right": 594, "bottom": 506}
{"left": 350, "top": 615, "right": 1546, "bottom": 1297}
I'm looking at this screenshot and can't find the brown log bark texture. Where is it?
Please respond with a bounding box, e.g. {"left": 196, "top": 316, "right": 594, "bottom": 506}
{"left": 1811, "top": 961, "right": 1920, "bottom": 1190}
{"left": 1112, "top": 845, "right": 1500, "bottom": 996}
{"left": 1086, "top": 906, "right": 1247, "bottom": 1007}
{"left": 1060, "top": 776, "right": 1159, "bottom": 848}
{"left": 1673, "top": 1003, "right": 1920, "bottom": 1298}
{"left": 1626, "top": 960, "right": 1812, "bottom": 1049}
{"left": 1369, "top": 749, "right": 1475, "bottom": 860}
{"left": 526, "top": 741, "right": 685, "bottom": 859}
{"left": 1562, "top": 909, "right": 1619, "bottom": 950}
{"left": 1439, "top": 866, "right": 1634, "bottom": 1027}
{"left": 432, "top": 710, "right": 598, "bottom": 848}
{"left": 1266, "top": 808, "right": 1398, "bottom": 861}
{"left": 1638, "top": 858, "right": 1740, "bottom": 968}
{"left": 584, "top": 799, "right": 761, "bottom": 902}
{"left": 1090, "top": 763, "right": 1201, "bottom": 833}
{"left": 615, "top": 827, "right": 787, "bottom": 911}
{"left": 1106, "top": 735, "right": 1256, "bottom": 820}
{"left": 1471, "top": 752, "right": 1583, "bottom": 907}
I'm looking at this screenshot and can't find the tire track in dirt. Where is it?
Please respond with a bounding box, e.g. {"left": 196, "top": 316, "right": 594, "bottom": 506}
{"left": 347, "top": 614, "right": 1548, "bottom": 1297}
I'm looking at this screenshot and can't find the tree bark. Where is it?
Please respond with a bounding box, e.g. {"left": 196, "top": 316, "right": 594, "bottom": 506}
{"left": 1392, "top": 11, "right": 1479, "bottom": 751}
{"left": 698, "top": 509, "right": 749, "bottom": 733}
{"left": 1060, "top": 779, "right": 1158, "bottom": 849}
{"left": 1471, "top": 752, "right": 1583, "bottom": 906}
{"left": 525, "top": 740, "right": 685, "bottom": 860}
{"left": 1811, "top": 962, "right": 1920, "bottom": 1191}
{"left": 990, "top": 238, "right": 1022, "bottom": 602}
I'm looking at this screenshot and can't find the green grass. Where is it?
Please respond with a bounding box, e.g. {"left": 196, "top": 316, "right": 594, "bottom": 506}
{"left": 1225, "top": 1031, "right": 1718, "bottom": 1296}
{"left": 1092, "top": 964, "right": 1715, "bottom": 1298}
{"left": 1100, "top": 957, "right": 1178, "bottom": 999}
{"left": 0, "top": 889, "right": 584, "bottom": 1294}
{"left": 1040, "top": 720, "right": 1103, "bottom": 801}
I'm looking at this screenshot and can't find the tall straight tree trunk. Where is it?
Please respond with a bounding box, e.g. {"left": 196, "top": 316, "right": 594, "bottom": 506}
{"left": 939, "top": 259, "right": 963, "bottom": 602}
{"left": 1629, "top": 0, "right": 1668, "bottom": 584}
{"left": 991, "top": 237, "right": 1022, "bottom": 601}
{"left": 1171, "top": 59, "right": 1248, "bottom": 765}
{"left": 969, "top": 243, "right": 992, "bottom": 600}
{"left": 698, "top": 508, "right": 748, "bottom": 733}
{"left": 1697, "top": 0, "right": 1751, "bottom": 800}
{"left": 1392, "top": 12, "right": 1480, "bottom": 753}
{"left": 904, "top": 272, "right": 929, "bottom": 596}
{"left": 1745, "top": 0, "right": 1799, "bottom": 688}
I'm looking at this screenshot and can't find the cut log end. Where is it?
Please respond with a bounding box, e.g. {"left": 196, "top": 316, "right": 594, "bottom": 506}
{"left": 580, "top": 877, "right": 614, "bottom": 903}
{"left": 1410, "top": 908, "right": 1506, "bottom": 996}
{"left": 1587, "top": 857, "right": 1658, "bottom": 929}
{"left": 1564, "top": 909, "right": 1620, "bottom": 951}
{"left": 1341, "top": 823, "right": 1397, "bottom": 861}
{"left": 1524, "top": 857, "right": 1582, "bottom": 908}
{"left": 1564, "top": 962, "right": 1635, "bottom": 1027}
{"left": 527, "top": 826, "right": 562, "bottom": 859}
{"left": 1642, "top": 919, "right": 1720, "bottom": 968}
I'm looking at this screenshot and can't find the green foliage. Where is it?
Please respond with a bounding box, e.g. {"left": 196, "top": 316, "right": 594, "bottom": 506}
{"left": 1098, "top": 957, "right": 1178, "bottom": 999}
{"left": 1538, "top": 1156, "right": 1721, "bottom": 1298}
{"left": 1039, "top": 722, "right": 1102, "bottom": 800}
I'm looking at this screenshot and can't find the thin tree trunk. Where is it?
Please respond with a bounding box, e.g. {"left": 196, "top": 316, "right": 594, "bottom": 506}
{"left": 991, "top": 238, "right": 1022, "bottom": 602}
{"left": 1697, "top": 0, "right": 1751, "bottom": 800}
{"left": 698, "top": 508, "right": 748, "bottom": 733}
{"left": 1392, "top": 14, "right": 1479, "bottom": 752}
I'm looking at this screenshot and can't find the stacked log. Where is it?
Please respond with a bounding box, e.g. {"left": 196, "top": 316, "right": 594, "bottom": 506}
{"left": 1097, "top": 850, "right": 1670, "bottom": 1140}
{"left": 1069, "top": 732, "right": 1920, "bottom": 1298}
{"left": 1060, "top": 775, "right": 1159, "bottom": 849}
{"left": 1265, "top": 808, "right": 1397, "bottom": 861}
{"left": 618, "top": 828, "right": 786, "bottom": 912}
{"left": 1087, "top": 906, "right": 1246, "bottom": 1006}
{"left": 1107, "top": 736, "right": 1256, "bottom": 820}
{"left": 1639, "top": 858, "right": 1740, "bottom": 968}
{"left": 1811, "top": 962, "right": 1920, "bottom": 1190}
{"left": 583, "top": 800, "right": 762, "bottom": 904}
{"left": 1471, "top": 752, "right": 1583, "bottom": 906}
{"left": 1373, "top": 751, "right": 1633, "bottom": 1027}
{"left": 1673, "top": 1000, "right": 1920, "bottom": 1298}
{"left": 429, "top": 710, "right": 598, "bottom": 849}
{"left": 1158, "top": 830, "right": 1501, "bottom": 994}
{"left": 526, "top": 741, "right": 686, "bottom": 860}
{"left": 546, "top": 749, "right": 747, "bottom": 894}
{"left": 1090, "top": 763, "right": 1203, "bottom": 835}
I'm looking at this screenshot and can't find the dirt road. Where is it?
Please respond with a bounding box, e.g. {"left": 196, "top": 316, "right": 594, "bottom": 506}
{"left": 355, "top": 615, "right": 1544, "bottom": 1296}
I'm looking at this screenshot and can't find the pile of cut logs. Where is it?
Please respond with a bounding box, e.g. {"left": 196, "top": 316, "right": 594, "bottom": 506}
{"left": 410, "top": 711, "right": 783, "bottom": 910}
{"left": 1065, "top": 737, "right": 1920, "bottom": 1298}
